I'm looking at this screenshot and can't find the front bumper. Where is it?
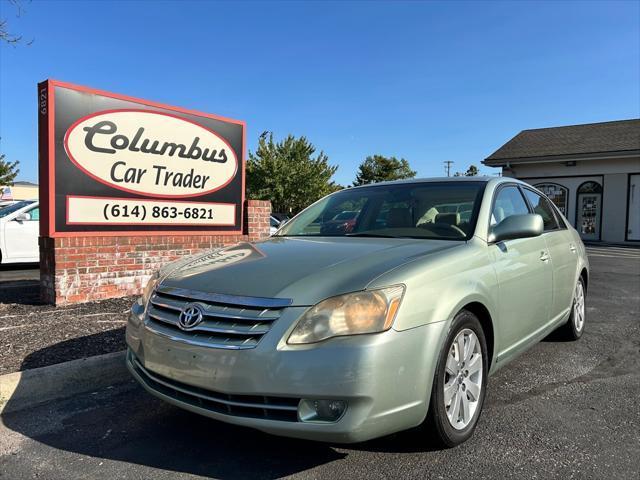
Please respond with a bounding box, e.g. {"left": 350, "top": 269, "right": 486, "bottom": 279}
{"left": 126, "top": 303, "right": 447, "bottom": 443}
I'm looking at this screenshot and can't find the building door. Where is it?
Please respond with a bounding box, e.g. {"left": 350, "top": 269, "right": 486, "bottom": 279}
{"left": 628, "top": 174, "right": 640, "bottom": 241}
{"left": 576, "top": 181, "right": 602, "bottom": 241}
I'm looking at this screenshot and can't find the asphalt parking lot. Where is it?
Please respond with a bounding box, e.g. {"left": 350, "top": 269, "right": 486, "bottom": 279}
{"left": 0, "top": 264, "right": 39, "bottom": 283}
{"left": 0, "top": 264, "right": 40, "bottom": 306}
{"left": 1, "top": 246, "right": 639, "bottom": 479}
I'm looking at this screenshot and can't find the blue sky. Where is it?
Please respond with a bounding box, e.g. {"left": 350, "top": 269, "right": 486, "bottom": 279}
{"left": 1, "top": 0, "right": 638, "bottom": 185}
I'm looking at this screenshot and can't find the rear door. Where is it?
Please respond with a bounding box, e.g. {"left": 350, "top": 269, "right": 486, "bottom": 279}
{"left": 488, "top": 185, "right": 553, "bottom": 362}
{"left": 523, "top": 188, "right": 577, "bottom": 323}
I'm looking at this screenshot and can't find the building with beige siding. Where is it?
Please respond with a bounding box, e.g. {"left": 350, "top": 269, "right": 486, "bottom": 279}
{"left": 0, "top": 181, "right": 39, "bottom": 201}
{"left": 483, "top": 119, "right": 640, "bottom": 244}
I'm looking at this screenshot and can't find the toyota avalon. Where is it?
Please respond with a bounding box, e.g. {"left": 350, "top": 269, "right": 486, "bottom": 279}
{"left": 126, "top": 177, "right": 588, "bottom": 446}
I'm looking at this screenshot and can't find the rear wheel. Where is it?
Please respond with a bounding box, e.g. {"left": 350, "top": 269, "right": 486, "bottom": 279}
{"left": 558, "top": 277, "right": 586, "bottom": 340}
{"left": 424, "top": 310, "right": 488, "bottom": 447}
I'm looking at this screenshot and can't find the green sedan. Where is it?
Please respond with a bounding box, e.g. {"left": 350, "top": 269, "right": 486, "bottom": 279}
{"left": 126, "top": 177, "right": 588, "bottom": 446}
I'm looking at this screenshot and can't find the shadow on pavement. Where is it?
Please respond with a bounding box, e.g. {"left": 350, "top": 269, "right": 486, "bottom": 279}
{"left": 0, "top": 280, "right": 41, "bottom": 305}
{"left": 0, "top": 262, "right": 39, "bottom": 272}
{"left": 0, "top": 262, "right": 41, "bottom": 306}
{"left": 541, "top": 328, "right": 574, "bottom": 343}
{"left": 1, "top": 333, "right": 441, "bottom": 479}
{"left": 20, "top": 328, "right": 127, "bottom": 372}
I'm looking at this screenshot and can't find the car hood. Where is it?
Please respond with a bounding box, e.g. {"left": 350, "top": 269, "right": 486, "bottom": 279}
{"left": 160, "top": 236, "right": 460, "bottom": 306}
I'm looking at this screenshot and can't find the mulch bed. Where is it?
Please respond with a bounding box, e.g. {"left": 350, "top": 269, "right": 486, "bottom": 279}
{"left": 0, "top": 281, "right": 134, "bottom": 375}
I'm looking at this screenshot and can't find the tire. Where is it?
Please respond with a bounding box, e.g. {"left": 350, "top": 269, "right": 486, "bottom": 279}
{"left": 557, "top": 277, "right": 586, "bottom": 341}
{"left": 424, "top": 310, "right": 489, "bottom": 448}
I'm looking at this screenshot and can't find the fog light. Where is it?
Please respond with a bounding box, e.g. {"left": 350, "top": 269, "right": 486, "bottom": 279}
{"left": 298, "top": 399, "right": 347, "bottom": 422}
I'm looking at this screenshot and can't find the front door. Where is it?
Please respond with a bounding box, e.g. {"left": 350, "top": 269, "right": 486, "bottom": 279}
{"left": 488, "top": 185, "right": 553, "bottom": 363}
{"left": 577, "top": 193, "right": 601, "bottom": 241}
{"left": 628, "top": 175, "right": 640, "bottom": 241}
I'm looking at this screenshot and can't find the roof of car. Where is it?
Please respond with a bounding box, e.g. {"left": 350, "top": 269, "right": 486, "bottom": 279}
{"left": 349, "top": 176, "right": 504, "bottom": 189}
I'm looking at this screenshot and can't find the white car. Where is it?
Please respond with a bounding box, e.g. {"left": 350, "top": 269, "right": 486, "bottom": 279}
{"left": 270, "top": 215, "right": 281, "bottom": 235}
{"left": 0, "top": 200, "right": 40, "bottom": 264}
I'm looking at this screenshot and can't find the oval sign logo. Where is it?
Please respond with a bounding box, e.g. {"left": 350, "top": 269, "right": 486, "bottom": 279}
{"left": 64, "top": 109, "right": 238, "bottom": 198}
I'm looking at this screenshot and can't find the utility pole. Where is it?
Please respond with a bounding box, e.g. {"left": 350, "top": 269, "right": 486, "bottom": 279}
{"left": 444, "top": 160, "right": 454, "bottom": 177}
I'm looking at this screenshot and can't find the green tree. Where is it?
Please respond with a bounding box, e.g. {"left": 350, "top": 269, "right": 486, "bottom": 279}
{"left": 0, "top": 151, "right": 19, "bottom": 185}
{"left": 454, "top": 164, "right": 480, "bottom": 177}
{"left": 353, "top": 155, "right": 416, "bottom": 186}
{"left": 247, "top": 132, "right": 340, "bottom": 214}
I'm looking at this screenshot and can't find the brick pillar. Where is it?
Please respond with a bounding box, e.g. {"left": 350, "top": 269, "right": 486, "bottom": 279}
{"left": 245, "top": 199, "right": 272, "bottom": 241}
{"left": 40, "top": 200, "right": 272, "bottom": 305}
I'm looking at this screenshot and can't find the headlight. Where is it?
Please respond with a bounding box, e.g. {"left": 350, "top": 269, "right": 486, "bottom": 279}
{"left": 141, "top": 270, "right": 160, "bottom": 306}
{"left": 287, "top": 285, "right": 405, "bottom": 345}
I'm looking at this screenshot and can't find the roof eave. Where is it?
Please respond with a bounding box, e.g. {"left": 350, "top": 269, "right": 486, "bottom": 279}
{"left": 482, "top": 149, "right": 640, "bottom": 167}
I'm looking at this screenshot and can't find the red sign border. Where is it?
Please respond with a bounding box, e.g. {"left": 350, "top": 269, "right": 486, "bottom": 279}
{"left": 38, "top": 79, "right": 246, "bottom": 238}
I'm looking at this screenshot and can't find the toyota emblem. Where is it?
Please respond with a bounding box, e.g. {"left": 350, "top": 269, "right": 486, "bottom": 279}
{"left": 178, "top": 304, "right": 204, "bottom": 330}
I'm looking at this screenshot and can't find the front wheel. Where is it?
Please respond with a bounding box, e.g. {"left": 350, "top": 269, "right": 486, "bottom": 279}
{"left": 424, "top": 310, "right": 488, "bottom": 447}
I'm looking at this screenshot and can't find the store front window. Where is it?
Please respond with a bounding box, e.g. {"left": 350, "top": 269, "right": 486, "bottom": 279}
{"left": 534, "top": 183, "right": 568, "bottom": 215}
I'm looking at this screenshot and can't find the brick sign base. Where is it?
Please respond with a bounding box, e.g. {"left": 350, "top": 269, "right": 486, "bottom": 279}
{"left": 40, "top": 200, "right": 271, "bottom": 305}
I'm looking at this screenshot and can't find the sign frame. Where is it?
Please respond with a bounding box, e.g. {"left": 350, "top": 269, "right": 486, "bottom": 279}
{"left": 38, "top": 79, "right": 246, "bottom": 237}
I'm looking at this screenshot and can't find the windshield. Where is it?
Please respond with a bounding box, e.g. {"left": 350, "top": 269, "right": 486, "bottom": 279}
{"left": 0, "top": 201, "right": 34, "bottom": 218}
{"left": 276, "top": 182, "right": 485, "bottom": 240}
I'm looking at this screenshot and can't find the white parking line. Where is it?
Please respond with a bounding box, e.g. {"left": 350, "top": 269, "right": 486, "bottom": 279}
{"left": 586, "top": 246, "right": 640, "bottom": 253}
{"left": 587, "top": 253, "right": 640, "bottom": 259}
{"left": 586, "top": 247, "right": 640, "bottom": 259}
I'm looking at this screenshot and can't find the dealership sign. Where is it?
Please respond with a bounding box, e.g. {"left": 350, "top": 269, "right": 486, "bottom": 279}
{"left": 38, "top": 80, "right": 245, "bottom": 236}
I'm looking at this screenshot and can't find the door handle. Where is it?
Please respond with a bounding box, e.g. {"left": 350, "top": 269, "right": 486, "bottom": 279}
{"left": 540, "top": 251, "right": 550, "bottom": 262}
{"left": 569, "top": 244, "right": 577, "bottom": 253}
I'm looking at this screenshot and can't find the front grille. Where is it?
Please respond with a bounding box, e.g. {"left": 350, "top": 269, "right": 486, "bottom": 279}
{"left": 145, "top": 285, "right": 291, "bottom": 350}
{"left": 128, "top": 352, "right": 300, "bottom": 422}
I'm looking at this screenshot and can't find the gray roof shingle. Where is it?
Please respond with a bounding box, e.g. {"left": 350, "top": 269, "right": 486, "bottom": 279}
{"left": 484, "top": 119, "right": 640, "bottom": 163}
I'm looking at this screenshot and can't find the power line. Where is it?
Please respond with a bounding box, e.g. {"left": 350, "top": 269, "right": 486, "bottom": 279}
{"left": 444, "top": 160, "right": 454, "bottom": 177}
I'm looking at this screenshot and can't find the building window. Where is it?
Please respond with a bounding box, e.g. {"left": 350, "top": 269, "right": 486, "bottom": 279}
{"left": 534, "top": 183, "right": 568, "bottom": 215}
{"left": 577, "top": 181, "right": 603, "bottom": 194}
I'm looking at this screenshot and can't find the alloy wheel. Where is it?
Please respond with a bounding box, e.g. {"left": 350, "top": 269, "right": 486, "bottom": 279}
{"left": 443, "top": 328, "right": 483, "bottom": 430}
{"left": 573, "top": 281, "right": 585, "bottom": 332}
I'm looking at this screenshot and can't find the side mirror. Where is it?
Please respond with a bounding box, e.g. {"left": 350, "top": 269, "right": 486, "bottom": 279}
{"left": 489, "top": 214, "right": 543, "bottom": 243}
{"left": 14, "top": 212, "right": 31, "bottom": 222}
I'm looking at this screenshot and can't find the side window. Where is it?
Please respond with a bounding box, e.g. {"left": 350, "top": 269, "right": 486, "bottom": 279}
{"left": 549, "top": 202, "right": 568, "bottom": 229}
{"left": 523, "top": 189, "right": 559, "bottom": 231}
{"left": 27, "top": 207, "right": 40, "bottom": 221}
{"left": 534, "top": 183, "right": 568, "bottom": 216}
{"left": 491, "top": 186, "right": 530, "bottom": 226}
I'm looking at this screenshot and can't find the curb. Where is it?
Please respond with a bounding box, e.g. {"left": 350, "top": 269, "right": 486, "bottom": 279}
{"left": 0, "top": 350, "right": 128, "bottom": 415}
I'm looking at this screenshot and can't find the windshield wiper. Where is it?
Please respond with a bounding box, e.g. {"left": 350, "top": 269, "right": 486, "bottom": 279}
{"left": 345, "top": 233, "right": 397, "bottom": 238}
